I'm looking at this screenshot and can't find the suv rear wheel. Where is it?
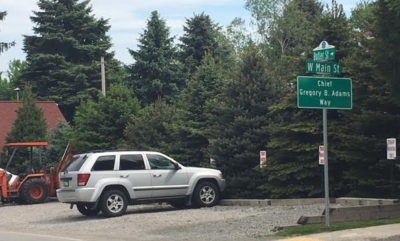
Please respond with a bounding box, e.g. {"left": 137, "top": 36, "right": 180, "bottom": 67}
{"left": 100, "top": 189, "right": 127, "bottom": 217}
{"left": 192, "top": 181, "right": 219, "bottom": 208}
{"left": 77, "top": 203, "right": 99, "bottom": 216}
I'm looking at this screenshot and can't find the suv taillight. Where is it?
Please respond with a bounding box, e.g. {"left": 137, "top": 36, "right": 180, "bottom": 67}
{"left": 77, "top": 174, "right": 90, "bottom": 186}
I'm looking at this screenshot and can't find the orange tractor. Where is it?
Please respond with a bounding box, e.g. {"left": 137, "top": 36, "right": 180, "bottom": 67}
{"left": 0, "top": 142, "right": 73, "bottom": 204}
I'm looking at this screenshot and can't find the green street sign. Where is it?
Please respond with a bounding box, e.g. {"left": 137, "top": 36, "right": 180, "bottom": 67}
{"left": 306, "top": 61, "right": 341, "bottom": 75}
{"left": 313, "top": 41, "right": 335, "bottom": 61}
{"left": 297, "top": 76, "right": 352, "bottom": 109}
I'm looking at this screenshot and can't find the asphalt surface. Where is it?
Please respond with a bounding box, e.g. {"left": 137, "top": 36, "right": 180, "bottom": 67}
{"left": 0, "top": 231, "right": 84, "bottom": 241}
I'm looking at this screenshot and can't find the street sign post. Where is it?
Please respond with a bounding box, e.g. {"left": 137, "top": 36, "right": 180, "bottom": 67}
{"left": 297, "top": 76, "right": 352, "bottom": 109}
{"left": 297, "top": 41, "right": 352, "bottom": 227}
{"left": 306, "top": 61, "right": 341, "bottom": 75}
{"left": 313, "top": 41, "right": 335, "bottom": 61}
{"left": 387, "top": 138, "right": 397, "bottom": 160}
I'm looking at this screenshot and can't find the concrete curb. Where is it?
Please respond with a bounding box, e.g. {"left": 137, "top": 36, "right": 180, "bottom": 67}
{"left": 298, "top": 204, "right": 400, "bottom": 225}
{"left": 219, "top": 197, "right": 400, "bottom": 207}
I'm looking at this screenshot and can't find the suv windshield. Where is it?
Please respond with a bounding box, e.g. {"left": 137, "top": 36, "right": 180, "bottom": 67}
{"left": 65, "top": 154, "right": 89, "bottom": 172}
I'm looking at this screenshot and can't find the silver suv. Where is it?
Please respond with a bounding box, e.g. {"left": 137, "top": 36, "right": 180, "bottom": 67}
{"left": 57, "top": 151, "right": 225, "bottom": 217}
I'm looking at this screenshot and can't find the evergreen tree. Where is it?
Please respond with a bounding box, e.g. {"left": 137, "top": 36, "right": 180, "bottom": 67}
{"left": 22, "top": 0, "right": 117, "bottom": 120}
{"left": 71, "top": 84, "right": 140, "bottom": 152}
{"left": 124, "top": 100, "right": 177, "bottom": 151}
{"left": 294, "top": 0, "right": 323, "bottom": 22}
{"left": 5, "top": 85, "right": 48, "bottom": 174}
{"left": 257, "top": 0, "right": 352, "bottom": 198}
{"left": 374, "top": 0, "right": 400, "bottom": 103}
{"left": 170, "top": 54, "right": 227, "bottom": 167}
{"left": 129, "top": 11, "right": 184, "bottom": 105}
{"left": 45, "top": 122, "right": 72, "bottom": 168}
{"left": 6, "top": 85, "right": 47, "bottom": 143}
{"left": 318, "top": 0, "right": 353, "bottom": 60}
{"left": 332, "top": 1, "right": 400, "bottom": 198}
{"left": 179, "top": 13, "right": 230, "bottom": 75}
{"left": 208, "top": 47, "right": 278, "bottom": 197}
{"left": 260, "top": 96, "right": 323, "bottom": 198}
{"left": 0, "top": 11, "right": 15, "bottom": 54}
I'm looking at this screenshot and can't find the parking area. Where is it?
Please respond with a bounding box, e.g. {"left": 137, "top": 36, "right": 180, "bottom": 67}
{"left": 0, "top": 201, "right": 327, "bottom": 241}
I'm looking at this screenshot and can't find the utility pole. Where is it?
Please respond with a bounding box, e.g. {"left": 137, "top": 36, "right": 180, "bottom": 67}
{"left": 101, "top": 57, "right": 106, "bottom": 96}
{"left": 14, "top": 87, "right": 20, "bottom": 101}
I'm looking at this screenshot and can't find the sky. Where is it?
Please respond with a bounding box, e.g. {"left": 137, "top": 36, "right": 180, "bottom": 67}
{"left": 0, "top": 0, "right": 360, "bottom": 75}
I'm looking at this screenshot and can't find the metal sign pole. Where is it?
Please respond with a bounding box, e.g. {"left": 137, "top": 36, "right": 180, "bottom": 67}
{"left": 323, "top": 108, "right": 330, "bottom": 226}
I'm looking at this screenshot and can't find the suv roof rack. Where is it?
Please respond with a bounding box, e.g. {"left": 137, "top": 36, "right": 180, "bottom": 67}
{"left": 86, "top": 149, "right": 136, "bottom": 153}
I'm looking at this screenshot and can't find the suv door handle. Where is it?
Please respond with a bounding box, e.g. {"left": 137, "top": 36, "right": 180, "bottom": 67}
{"left": 153, "top": 174, "right": 162, "bottom": 177}
{"left": 120, "top": 174, "right": 129, "bottom": 178}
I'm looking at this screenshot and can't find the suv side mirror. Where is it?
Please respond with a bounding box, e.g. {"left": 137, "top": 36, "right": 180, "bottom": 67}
{"left": 173, "top": 162, "right": 181, "bottom": 170}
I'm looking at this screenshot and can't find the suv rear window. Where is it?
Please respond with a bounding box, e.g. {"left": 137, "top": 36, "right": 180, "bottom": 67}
{"left": 65, "top": 155, "right": 89, "bottom": 172}
{"left": 92, "top": 155, "right": 115, "bottom": 171}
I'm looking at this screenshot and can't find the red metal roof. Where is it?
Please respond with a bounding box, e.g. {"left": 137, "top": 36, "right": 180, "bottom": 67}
{"left": 0, "top": 101, "right": 66, "bottom": 151}
{"left": 4, "top": 142, "right": 49, "bottom": 147}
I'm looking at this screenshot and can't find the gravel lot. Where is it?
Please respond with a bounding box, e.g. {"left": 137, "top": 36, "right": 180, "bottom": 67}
{"left": 0, "top": 201, "right": 327, "bottom": 241}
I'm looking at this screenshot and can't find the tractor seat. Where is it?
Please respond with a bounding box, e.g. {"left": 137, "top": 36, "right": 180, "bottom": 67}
{"left": 0, "top": 168, "right": 20, "bottom": 187}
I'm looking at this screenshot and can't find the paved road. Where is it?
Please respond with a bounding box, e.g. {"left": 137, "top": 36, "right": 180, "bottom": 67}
{"left": 0, "top": 230, "right": 84, "bottom": 241}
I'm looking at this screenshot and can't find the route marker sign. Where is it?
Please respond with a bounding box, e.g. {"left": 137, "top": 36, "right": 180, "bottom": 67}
{"left": 297, "top": 76, "right": 352, "bottom": 109}
{"left": 306, "top": 61, "right": 341, "bottom": 75}
{"left": 313, "top": 41, "right": 335, "bottom": 61}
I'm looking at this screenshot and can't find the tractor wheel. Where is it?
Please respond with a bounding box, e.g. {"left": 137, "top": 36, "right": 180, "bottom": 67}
{"left": 20, "top": 179, "right": 49, "bottom": 204}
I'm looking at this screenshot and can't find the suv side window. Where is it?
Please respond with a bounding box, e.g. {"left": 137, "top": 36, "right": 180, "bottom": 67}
{"left": 147, "top": 154, "right": 175, "bottom": 170}
{"left": 120, "top": 154, "right": 145, "bottom": 170}
{"left": 91, "top": 155, "right": 115, "bottom": 171}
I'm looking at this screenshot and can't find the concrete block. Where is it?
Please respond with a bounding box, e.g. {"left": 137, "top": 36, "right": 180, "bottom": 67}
{"left": 299, "top": 204, "right": 400, "bottom": 224}
{"left": 336, "top": 197, "right": 400, "bottom": 206}
{"left": 219, "top": 199, "right": 271, "bottom": 206}
{"left": 270, "top": 198, "right": 332, "bottom": 206}
{"left": 272, "top": 224, "right": 301, "bottom": 232}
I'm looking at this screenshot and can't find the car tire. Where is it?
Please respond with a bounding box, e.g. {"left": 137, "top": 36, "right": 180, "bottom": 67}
{"left": 77, "top": 203, "right": 99, "bottom": 216}
{"left": 20, "top": 178, "right": 49, "bottom": 204}
{"left": 100, "top": 189, "right": 127, "bottom": 217}
{"left": 192, "top": 181, "right": 219, "bottom": 208}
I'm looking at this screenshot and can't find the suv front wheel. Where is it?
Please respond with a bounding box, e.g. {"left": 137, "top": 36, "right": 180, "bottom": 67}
{"left": 100, "top": 189, "right": 127, "bottom": 217}
{"left": 193, "top": 181, "right": 219, "bottom": 208}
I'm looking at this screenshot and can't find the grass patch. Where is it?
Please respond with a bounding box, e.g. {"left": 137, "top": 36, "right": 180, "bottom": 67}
{"left": 275, "top": 218, "right": 400, "bottom": 237}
